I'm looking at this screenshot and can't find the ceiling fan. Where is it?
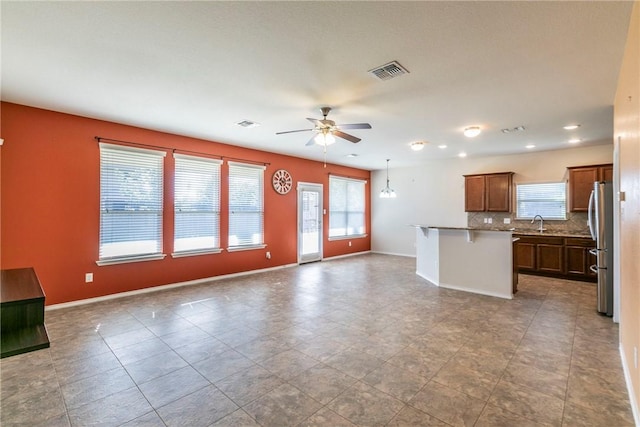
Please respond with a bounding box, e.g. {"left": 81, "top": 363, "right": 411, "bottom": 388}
{"left": 276, "top": 107, "right": 372, "bottom": 146}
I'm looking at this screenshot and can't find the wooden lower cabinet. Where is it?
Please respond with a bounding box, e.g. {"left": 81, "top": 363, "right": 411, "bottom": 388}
{"left": 516, "top": 242, "right": 536, "bottom": 271}
{"left": 514, "top": 235, "right": 596, "bottom": 282}
{"left": 537, "top": 244, "right": 564, "bottom": 273}
{"left": 565, "top": 238, "right": 598, "bottom": 279}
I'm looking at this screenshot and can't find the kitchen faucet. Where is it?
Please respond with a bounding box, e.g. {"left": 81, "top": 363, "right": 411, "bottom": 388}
{"left": 531, "top": 215, "right": 545, "bottom": 232}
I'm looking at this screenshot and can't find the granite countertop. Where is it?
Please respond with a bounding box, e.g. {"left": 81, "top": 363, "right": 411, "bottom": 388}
{"left": 411, "top": 225, "right": 591, "bottom": 239}
{"left": 511, "top": 230, "right": 592, "bottom": 238}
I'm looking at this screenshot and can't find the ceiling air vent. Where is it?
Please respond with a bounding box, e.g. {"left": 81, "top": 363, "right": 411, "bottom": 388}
{"left": 368, "top": 61, "right": 409, "bottom": 81}
{"left": 236, "top": 120, "right": 260, "bottom": 128}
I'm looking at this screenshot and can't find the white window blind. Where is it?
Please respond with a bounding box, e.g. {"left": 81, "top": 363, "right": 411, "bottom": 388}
{"left": 99, "top": 143, "right": 166, "bottom": 262}
{"left": 329, "top": 176, "right": 366, "bottom": 238}
{"left": 516, "top": 182, "right": 567, "bottom": 220}
{"left": 174, "top": 154, "right": 222, "bottom": 254}
{"left": 228, "top": 162, "right": 265, "bottom": 249}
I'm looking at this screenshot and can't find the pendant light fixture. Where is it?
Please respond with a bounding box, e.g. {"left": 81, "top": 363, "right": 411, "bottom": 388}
{"left": 379, "top": 159, "right": 397, "bottom": 198}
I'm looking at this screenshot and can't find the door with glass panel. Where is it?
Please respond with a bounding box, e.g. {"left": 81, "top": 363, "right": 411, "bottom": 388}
{"left": 298, "top": 183, "right": 323, "bottom": 263}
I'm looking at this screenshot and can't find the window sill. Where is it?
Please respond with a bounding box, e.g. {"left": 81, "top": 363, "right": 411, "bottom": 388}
{"left": 328, "top": 234, "right": 368, "bottom": 242}
{"left": 227, "top": 244, "right": 267, "bottom": 252}
{"left": 171, "top": 248, "right": 223, "bottom": 258}
{"left": 96, "top": 253, "right": 166, "bottom": 266}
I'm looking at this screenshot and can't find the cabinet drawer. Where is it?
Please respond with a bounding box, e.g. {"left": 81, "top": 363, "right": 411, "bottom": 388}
{"left": 565, "top": 237, "right": 595, "bottom": 247}
{"left": 515, "top": 235, "right": 564, "bottom": 245}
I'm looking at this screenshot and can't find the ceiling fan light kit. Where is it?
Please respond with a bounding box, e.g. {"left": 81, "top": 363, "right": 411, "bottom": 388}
{"left": 314, "top": 130, "right": 336, "bottom": 146}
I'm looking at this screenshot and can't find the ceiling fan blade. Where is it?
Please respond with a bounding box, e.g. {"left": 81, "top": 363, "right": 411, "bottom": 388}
{"left": 333, "top": 130, "right": 361, "bottom": 143}
{"left": 305, "top": 135, "right": 317, "bottom": 146}
{"left": 306, "top": 118, "right": 321, "bottom": 125}
{"left": 337, "top": 123, "right": 372, "bottom": 130}
{"left": 276, "top": 129, "right": 313, "bottom": 135}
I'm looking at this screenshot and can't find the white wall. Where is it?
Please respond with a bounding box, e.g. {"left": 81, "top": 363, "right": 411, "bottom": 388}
{"left": 371, "top": 144, "right": 613, "bottom": 256}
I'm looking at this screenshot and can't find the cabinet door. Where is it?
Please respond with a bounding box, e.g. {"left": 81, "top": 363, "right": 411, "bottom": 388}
{"left": 565, "top": 246, "right": 588, "bottom": 276}
{"left": 486, "top": 174, "right": 512, "bottom": 212}
{"left": 569, "top": 167, "right": 598, "bottom": 212}
{"left": 465, "top": 175, "right": 486, "bottom": 212}
{"left": 601, "top": 165, "right": 613, "bottom": 182}
{"left": 537, "top": 244, "right": 564, "bottom": 273}
{"left": 516, "top": 243, "right": 536, "bottom": 270}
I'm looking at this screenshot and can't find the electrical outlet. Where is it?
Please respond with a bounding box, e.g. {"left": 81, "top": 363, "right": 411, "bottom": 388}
{"left": 265, "top": 251, "right": 271, "bottom": 260}
{"left": 504, "top": 218, "right": 511, "bottom": 224}
{"left": 483, "top": 218, "right": 488, "bottom": 224}
{"left": 85, "top": 273, "right": 93, "bottom": 283}
{"left": 488, "top": 218, "right": 493, "bottom": 224}
{"left": 349, "top": 241, "right": 352, "bottom": 247}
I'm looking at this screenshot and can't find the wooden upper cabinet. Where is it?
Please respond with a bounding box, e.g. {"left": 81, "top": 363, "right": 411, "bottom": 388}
{"left": 464, "top": 175, "right": 486, "bottom": 212}
{"left": 601, "top": 165, "right": 613, "bottom": 182}
{"left": 568, "top": 164, "right": 613, "bottom": 212}
{"left": 486, "top": 173, "right": 512, "bottom": 211}
{"left": 464, "top": 172, "right": 513, "bottom": 212}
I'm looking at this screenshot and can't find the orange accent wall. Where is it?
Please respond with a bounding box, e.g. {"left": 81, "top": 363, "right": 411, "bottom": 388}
{"left": 0, "top": 103, "right": 371, "bottom": 305}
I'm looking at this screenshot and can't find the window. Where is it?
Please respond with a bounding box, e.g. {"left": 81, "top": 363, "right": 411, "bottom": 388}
{"left": 173, "top": 154, "right": 222, "bottom": 256}
{"left": 98, "top": 143, "right": 166, "bottom": 264}
{"left": 329, "top": 176, "right": 366, "bottom": 238}
{"left": 228, "top": 162, "right": 265, "bottom": 249}
{"left": 516, "top": 182, "right": 567, "bottom": 220}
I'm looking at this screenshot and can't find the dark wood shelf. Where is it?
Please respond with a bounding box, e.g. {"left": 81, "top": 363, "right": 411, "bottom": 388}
{"left": 1, "top": 325, "right": 50, "bottom": 358}
{"left": 1, "top": 268, "right": 50, "bottom": 358}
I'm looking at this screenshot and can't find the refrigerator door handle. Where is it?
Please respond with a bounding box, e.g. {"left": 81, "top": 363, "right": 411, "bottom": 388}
{"left": 588, "top": 189, "right": 596, "bottom": 241}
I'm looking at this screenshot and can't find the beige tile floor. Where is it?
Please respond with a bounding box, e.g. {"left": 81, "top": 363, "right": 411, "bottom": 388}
{"left": 0, "top": 254, "right": 634, "bottom": 426}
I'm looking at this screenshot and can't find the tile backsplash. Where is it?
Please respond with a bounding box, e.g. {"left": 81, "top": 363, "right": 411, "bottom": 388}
{"left": 467, "top": 211, "right": 590, "bottom": 235}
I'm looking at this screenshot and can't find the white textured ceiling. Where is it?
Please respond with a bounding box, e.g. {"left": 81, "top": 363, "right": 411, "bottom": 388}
{"left": 1, "top": 1, "right": 633, "bottom": 170}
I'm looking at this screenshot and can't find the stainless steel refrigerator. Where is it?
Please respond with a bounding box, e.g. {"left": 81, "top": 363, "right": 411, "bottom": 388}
{"left": 588, "top": 181, "right": 614, "bottom": 316}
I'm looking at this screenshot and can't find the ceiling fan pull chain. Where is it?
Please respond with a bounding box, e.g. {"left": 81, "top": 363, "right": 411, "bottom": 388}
{"left": 323, "top": 144, "right": 327, "bottom": 168}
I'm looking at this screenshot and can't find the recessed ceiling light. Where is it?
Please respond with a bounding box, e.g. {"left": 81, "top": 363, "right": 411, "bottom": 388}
{"left": 458, "top": 152, "right": 467, "bottom": 158}
{"left": 501, "top": 128, "right": 511, "bottom": 133}
{"left": 410, "top": 141, "right": 426, "bottom": 151}
{"left": 526, "top": 144, "right": 536, "bottom": 149}
{"left": 346, "top": 153, "right": 358, "bottom": 158}
{"left": 568, "top": 138, "right": 582, "bottom": 144}
{"left": 236, "top": 120, "right": 260, "bottom": 128}
{"left": 438, "top": 144, "right": 447, "bottom": 149}
{"left": 463, "top": 126, "right": 481, "bottom": 138}
{"left": 563, "top": 124, "right": 581, "bottom": 130}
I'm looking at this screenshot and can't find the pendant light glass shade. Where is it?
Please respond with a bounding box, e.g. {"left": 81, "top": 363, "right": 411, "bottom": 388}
{"left": 379, "top": 159, "right": 396, "bottom": 198}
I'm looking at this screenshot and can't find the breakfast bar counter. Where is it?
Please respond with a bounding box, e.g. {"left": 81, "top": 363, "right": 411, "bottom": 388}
{"left": 413, "top": 225, "right": 514, "bottom": 299}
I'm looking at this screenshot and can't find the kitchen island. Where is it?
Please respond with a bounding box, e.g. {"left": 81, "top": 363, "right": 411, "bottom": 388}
{"left": 414, "top": 226, "right": 514, "bottom": 299}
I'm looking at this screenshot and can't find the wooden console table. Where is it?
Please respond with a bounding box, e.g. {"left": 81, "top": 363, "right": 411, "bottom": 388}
{"left": 1, "top": 268, "right": 50, "bottom": 358}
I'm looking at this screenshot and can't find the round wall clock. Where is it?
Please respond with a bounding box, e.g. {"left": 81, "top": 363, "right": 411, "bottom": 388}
{"left": 272, "top": 169, "right": 293, "bottom": 194}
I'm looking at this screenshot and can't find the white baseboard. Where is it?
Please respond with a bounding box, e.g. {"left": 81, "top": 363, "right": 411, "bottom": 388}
{"left": 438, "top": 281, "right": 513, "bottom": 300}
{"left": 322, "top": 250, "right": 371, "bottom": 261}
{"left": 620, "top": 343, "right": 640, "bottom": 426}
{"left": 46, "top": 263, "right": 298, "bottom": 311}
{"left": 415, "top": 271, "right": 439, "bottom": 287}
{"left": 370, "top": 250, "right": 416, "bottom": 258}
